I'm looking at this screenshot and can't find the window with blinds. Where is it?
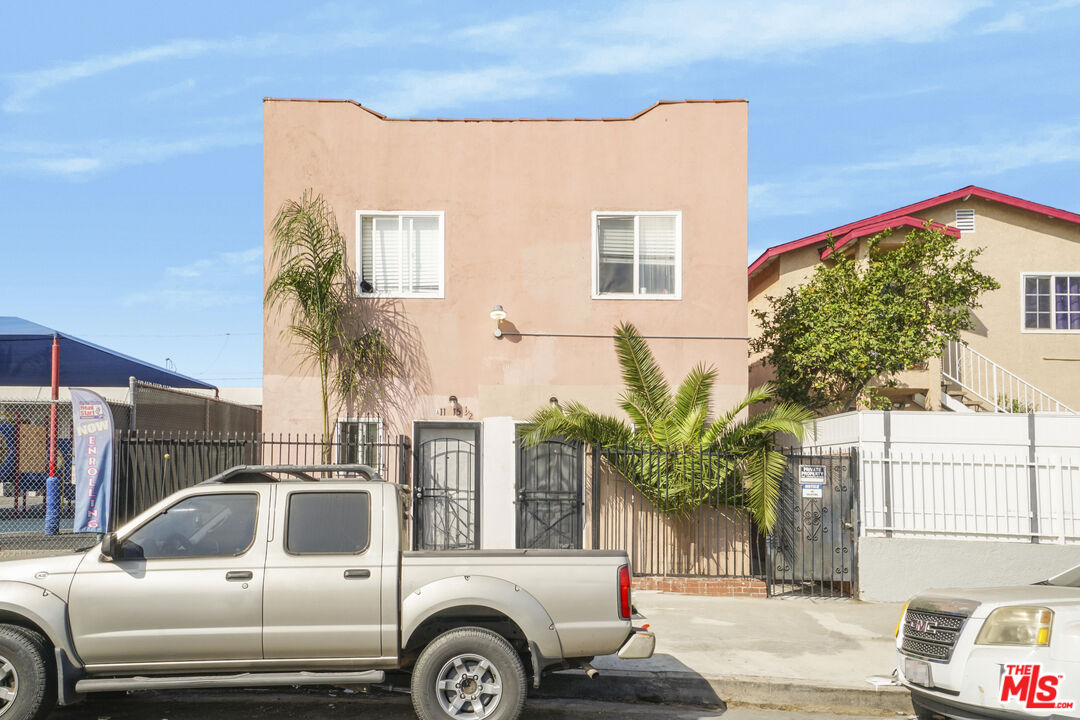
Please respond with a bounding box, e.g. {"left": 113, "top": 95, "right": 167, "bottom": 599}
{"left": 357, "top": 212, "right": 444, "bottom": 297}
{"left": 595, "top": 212, "right": 680, "bottom": 297}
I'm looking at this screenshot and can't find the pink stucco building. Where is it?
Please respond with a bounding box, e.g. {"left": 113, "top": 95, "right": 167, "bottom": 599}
{"left": 262, "top": 98, "right": 749, "bottom": 549}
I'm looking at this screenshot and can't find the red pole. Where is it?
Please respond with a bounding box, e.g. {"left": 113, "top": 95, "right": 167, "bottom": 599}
{"left": 49, "top": 336, "right": 59, "bottom": 477}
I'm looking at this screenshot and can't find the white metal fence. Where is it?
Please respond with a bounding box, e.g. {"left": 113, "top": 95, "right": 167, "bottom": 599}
{"left": 861, "top": 450, "right": 1080, "bottom": 544}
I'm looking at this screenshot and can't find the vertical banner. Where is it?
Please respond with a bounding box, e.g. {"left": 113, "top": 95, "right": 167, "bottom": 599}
{"left": 70, "top": 389, "right": 114, "bottom": 533}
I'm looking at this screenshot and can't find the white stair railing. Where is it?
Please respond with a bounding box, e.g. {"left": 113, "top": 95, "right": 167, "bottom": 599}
{"left": 942, "top": 340, "right": 1075, "bottom": 414}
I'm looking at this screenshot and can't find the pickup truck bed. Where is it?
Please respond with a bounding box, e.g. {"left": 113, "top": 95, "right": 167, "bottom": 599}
{"left": 402, "top": 550, "right": 634, "bottom": 660}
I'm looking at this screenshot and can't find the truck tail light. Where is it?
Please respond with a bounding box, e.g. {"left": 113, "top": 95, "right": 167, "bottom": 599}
{"left": 618, "top": 565, "right": 632, "bottom": 620}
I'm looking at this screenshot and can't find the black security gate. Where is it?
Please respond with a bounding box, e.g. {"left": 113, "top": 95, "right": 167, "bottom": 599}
{"left": 766, "top": 449, "right": 858, "bottom": 597}
{"left": 413, "top": 424, "right": 480, "bottom": 550}
{"left": 516, "top": 439, "right": 583, "bottom": 549}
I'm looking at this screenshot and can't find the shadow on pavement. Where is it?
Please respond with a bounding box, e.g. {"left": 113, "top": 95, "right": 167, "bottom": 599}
{"left": 537, "top": 653, "right": 725, "bottom": 709}
{"left": 48, "top": 688, "right": 726, "bottom": 719}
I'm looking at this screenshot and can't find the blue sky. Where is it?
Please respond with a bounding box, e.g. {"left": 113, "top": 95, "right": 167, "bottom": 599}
{"left": 2, "top": 1, "right": 1079, "bottom": 388}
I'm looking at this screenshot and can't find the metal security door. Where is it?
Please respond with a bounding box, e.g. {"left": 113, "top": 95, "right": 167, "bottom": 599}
{"left": 413, "top": 423, "right": 480, "bottom": 550}
{"left": 766, "top": 450, "right": 858, "bottom": 597}
{"left": 516, "top": 439, "right": 583, "bottom": 549}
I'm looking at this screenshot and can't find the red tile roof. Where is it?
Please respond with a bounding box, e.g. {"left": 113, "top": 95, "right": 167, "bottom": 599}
{"left": 261, "top": 98, "right": 746, "bottom": 122}
{"left": 748, "top": 186, "right": 1080, "bottom": 278}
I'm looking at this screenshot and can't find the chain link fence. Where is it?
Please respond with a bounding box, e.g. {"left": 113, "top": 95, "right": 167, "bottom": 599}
{"left": 0, "top": 400, "right": 131, "bottom": 558}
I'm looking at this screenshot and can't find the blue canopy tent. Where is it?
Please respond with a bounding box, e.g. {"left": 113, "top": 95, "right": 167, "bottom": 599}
{"left": 0, "top": 317, "right": 216, "bottom": 535}
{"left": 0, "top": 316, "right": 215, "bottom": 389}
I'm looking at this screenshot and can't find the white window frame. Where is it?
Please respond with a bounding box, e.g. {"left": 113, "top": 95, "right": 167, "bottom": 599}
{"left": 591, "top": 211, "right": 682, "bottom": 300}
{"left": 355, "top": 210, "right": 445, "bottom": 299}
{"left": 334, "top": 417, "right": 385, "bottom": 467}
{"left": 1020, "top": 272, "right": 1080, "bottom": 334}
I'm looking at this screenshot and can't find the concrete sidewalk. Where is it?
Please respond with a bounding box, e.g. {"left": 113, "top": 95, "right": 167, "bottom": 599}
{"left": 542, "top": 591, "right": 912, "bottom": 715}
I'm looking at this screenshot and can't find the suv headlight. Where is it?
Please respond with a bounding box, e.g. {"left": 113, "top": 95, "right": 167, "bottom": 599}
{"left": 975, "top": 606, "right": 1053, "bottom": 647}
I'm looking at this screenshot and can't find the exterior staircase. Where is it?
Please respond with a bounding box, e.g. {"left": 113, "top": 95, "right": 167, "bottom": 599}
{"left": 941, "top": 340, "right": 1075, "bottom": 414}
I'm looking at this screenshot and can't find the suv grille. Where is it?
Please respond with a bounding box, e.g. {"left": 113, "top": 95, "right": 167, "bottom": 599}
{"left": 901, "top": 610, "right": 966, "bottom": 662}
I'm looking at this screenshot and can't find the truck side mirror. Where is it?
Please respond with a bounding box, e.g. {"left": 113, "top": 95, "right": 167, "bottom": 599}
{"left": 100, "top": 532, "right": 119, "bottom": 561}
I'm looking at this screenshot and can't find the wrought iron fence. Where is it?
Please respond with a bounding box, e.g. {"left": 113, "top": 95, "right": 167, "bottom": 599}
{"left": 0, "top": 426, "right": 410, "bottom": 559}
{"left": 112, "top": 431, "right": 412, "bottom": 527}
{"left": 587, "top": 444, "right": 860, "bottom": 598}
{"left": 586, "top": 445, "right": 765, "bottom": 579}
{"left": 766, "top": 449, "right": 858, "bottom": 598}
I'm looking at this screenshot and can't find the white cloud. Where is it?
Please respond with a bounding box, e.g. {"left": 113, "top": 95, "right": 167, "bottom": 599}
{"left": 363, "top": 66, "right": 557, "bottom": 117}
{"left": 4, "top": 38, "right": 219, "bottom": 113}
{"left": 126, "top": 247, "right": 262, "bottom": 310}
{"left": 978, "top": 11, "right": 1027, "bottom": 33}
{"left": 141, "top": 77, "right": 197, "bottom": 102}
{"left": 1, "top": 130, "right": 260, "bottom": 178}
{"left": 751, "top": 121, "right": 1080, "bottom": 220}
{"left": 364, "top": 0, "right": 993, "bottom": 116}
{"left": 3, "top": 24, "right": 378, "bottom": 113}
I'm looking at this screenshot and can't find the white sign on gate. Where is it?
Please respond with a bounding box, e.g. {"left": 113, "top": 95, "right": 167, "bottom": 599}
{"left": 799, "top": 465, "right": 826, "bottom": 499}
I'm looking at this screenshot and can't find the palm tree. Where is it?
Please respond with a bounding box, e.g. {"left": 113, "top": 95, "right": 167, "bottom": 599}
{"left": 265, "top": 190, "right": 393, "bottom": 457}
{"left": 518, "top": 322, "right": 811, "bottom": 530}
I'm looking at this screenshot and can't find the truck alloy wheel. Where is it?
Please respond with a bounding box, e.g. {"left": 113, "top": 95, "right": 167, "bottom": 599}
{"left": 0, "top": 655, "right": 18, "bottom": 716}
{"left": 411, "top": 627, "right": 526, "bottom": 720}
{"left": 436, "top": 653, "right": 502, "bottom": 718}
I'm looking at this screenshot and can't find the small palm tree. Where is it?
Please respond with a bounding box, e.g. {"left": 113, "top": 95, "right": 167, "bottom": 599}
{"left": 265, "top": 190, "right": 393, "bottom": 457}
{"left": 519, "top": 322, "right": 811, "bottom": 530}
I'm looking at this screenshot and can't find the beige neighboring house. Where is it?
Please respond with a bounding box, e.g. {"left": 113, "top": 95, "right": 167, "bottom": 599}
{"left": 749, "top": 186, "right": 1080, "bottom": 413}
{"left": 262, "top": 98, "right": 750, "bottom": 549}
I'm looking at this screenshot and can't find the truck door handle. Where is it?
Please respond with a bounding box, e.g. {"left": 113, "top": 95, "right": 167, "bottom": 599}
{"left": 226, "top": 571, "right": 253, "bottom": 581}
{"left": 344, "top": 569, "right": 371, "bottom": 579}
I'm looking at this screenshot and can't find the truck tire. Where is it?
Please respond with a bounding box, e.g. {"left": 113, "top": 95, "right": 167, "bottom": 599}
{"left": 0, "top": 625, "right": 55, "bottom": 720}
{"left": 411, "top": 627, "right": 527, "bottom": 720}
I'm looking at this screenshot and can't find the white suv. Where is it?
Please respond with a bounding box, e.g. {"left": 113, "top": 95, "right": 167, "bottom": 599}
{"left": 896, "top": 565, "right": 1080, "bottom": 719}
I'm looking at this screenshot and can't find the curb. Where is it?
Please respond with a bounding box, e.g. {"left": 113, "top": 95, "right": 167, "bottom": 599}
{"left": 537, "top": 669, "right": 913, "bottom": 716}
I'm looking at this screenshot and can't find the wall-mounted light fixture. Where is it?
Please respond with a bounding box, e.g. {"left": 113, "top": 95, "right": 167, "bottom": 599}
{"left": 490, "top": 304, "right": 507, "bottom": 338}
{"left": 449, "top": 395, "right": 462, "bottom": 417}
{"left": 549, "top": 396, "right": 559, "bottom": 407}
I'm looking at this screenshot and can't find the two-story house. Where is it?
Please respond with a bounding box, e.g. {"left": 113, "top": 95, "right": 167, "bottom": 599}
{"left": 263, "top": 98, "right": 749, "bottom": 550}
{"left": 748, "top": 186, "right": 1080, "bottom": 413}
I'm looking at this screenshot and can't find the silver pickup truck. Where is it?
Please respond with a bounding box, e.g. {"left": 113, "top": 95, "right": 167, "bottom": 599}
{"left": 0, "top": 464, "right": 654, "bottom": 720}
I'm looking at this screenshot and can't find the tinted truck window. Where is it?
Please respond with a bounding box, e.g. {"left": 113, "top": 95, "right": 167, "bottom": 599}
{"left": 124, "top": 493, "right": 257, "bottom": 559}
{"left": 286, "top": 492, "right": 370, "bottom": 554}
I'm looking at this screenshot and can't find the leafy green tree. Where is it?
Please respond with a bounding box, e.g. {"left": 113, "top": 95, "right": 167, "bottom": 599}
{"left": 519, "top": 322, "right": 811, "bottom": 530}
{"left": 751, "top": 224, "right": 999, "bottom": 413}
{"left": 265, "top": 190, "right": 394, "bottom": 455}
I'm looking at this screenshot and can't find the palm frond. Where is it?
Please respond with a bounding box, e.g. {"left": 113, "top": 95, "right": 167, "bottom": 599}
{"left": 741, "top": 447, "right": 789, "bottom": 530}
{"left": 702, "top": 382, "right": 779, "bottom": 447}
{"left": 672, "top": 363, "right": 716, "bottom": 424}
{"left": 613, "top": 322, "right": 672, "bottom": 416}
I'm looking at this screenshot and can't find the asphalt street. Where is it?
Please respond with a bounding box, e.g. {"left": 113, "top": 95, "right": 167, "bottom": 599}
{"left": 44, "top": 690, "right": 897, "bottom": 720}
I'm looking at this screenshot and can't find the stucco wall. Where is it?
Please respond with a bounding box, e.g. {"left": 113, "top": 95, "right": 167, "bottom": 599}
{"left": 264, "top": 100, "right": 749, "bottom": 437}
{"left": 858, "top": 536, "right": 1078, "bottom": 602}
